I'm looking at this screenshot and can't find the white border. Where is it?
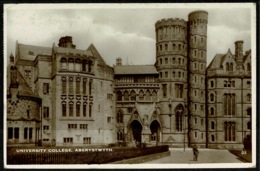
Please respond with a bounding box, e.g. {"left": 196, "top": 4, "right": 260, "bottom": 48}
{"left": 3, "top": 3, "right": 257, "bottom": 169}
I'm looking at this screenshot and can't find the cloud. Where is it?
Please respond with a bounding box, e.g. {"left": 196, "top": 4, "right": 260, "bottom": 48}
{"left": 5, "top": 5, "right": 252, "bottom": 67}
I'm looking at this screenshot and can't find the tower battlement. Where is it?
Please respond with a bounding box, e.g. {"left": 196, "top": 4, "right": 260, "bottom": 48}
{"left": 188, "top": 10, "right": 208, "bottom": 22}
{"left": 155, "top": 18, "right": 187, "bottom": 29}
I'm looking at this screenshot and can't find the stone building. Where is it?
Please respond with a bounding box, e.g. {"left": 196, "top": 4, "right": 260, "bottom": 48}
{"left": 7, "top": 36, "right": 115, "bottom": 146}
{"left": 6, "top": 10, "right": 251, "bottom": 149}
{"left": 206, "top": 41, "right": 251, "bottom": 149}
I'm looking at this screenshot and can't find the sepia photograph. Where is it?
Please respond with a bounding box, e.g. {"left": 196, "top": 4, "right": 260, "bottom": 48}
{"left": 4, "top": 3, "right": 256, "bottom": 169}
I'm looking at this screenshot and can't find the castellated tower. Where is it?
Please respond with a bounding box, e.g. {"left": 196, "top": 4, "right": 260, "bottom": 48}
{"left": 155, "top": 18, "right": 188, "bottom": 147}
{"left": 187, "top": 11, "right": 208, "bottom": 147}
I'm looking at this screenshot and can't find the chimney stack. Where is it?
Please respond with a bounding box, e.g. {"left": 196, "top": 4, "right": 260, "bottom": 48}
{"left": 234, "top": 40, "right": 244, "bottom": 67}
{"left": 116, "top": 58, "right": 122, "bottom": 66}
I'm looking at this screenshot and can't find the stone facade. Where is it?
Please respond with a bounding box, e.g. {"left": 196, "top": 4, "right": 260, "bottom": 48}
{"left": 6, "top": 10, "right": 251, "bottom": 149}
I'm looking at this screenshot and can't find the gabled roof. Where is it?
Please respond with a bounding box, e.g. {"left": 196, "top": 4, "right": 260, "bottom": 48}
{"left": 114, "top": 65, "right": 158, "bottom": 75}
{"left": 207, "top": 54, "right": 225, "bottom": 70}
{"left": 87, "top": 44, "right": 107, "bottom": 66}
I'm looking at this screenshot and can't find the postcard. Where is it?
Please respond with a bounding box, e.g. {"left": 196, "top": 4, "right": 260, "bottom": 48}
{"left": 4, "top": 3, "right": 256, "bottom": 169}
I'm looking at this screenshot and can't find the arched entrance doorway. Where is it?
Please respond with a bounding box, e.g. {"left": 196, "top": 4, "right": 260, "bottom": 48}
{"left": 130, "top": 120, "right": 142, "bottom": 143}
{"left": 150, "top": 120, "right": 161, "bottom": 142}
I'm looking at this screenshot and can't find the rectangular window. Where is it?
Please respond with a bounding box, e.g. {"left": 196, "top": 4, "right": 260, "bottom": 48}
{"left": 8, "top": 127, "right": 13, "bottom": 139}
{"left": 210, "top": 80, "right": 214, "bottom": 87}
{"left": 165, "top": 58, "right": 168, "bottom": 64}
{"left": 211, "top": 135, "right": 215, "bottom": 142}
{"left": 62, "top": 81, "right": 66, "bottom": 94}
{"left": 172, "top": 71, "right": 175, "bottom": 78}
{"left": 80, "top": 124, "right": 88, "bottom": 130}
{"left": 175, "top": 84, "right": 183, "bottom": 98}
{"left": 107, "top": 117, "right": 112, "bottom": 123}
{"left": 165, "top": 44, "right": 168, "bottom": 51}
{"left": 29, "top": 128, "right": 32, "bottom": 139}
{"left": 201, "top": 119, "right": 204, "bottom": 125}
{"left": 89, "top": 104, "right": 92, "bottom": 117}
{"left": 83, "top": 104, "right": 87, "bottom": 117}
{"left": 62, "top": 104, "right": 66, "bottom": 117}
{"left": 14, "top": 127, "right": 19, "bottom": 139}
{"left": 201, "top": 133, "right": 204, "bottom": 139}
{"left": 127, "top": 107, "right": 133, "bottom": 113}
{"left": 43, "top": 83, "right": 49, "bottom": 94}
{"left": 83, "top": 137, "right": 91, "bottom": 144}
{"left": 172, "top": 57, "right": 175, "bottom": 64}
{"left": 68, "top": 124, "right": 77, "bottom": 130}
{"left": 162, "top": 84, "right": 167, "bottom": 98}
{"left": 194, "top": 131, "right": 197, "bottom": 138}
{"left": 89, "top": 82, "right": 92, "bottom": 95}
{"left": 43, "top": 125, "right": 49, "bottom": 130}
{"left": 76, "top": 104, "right": 80, "bottom": 117}
{"left": 63, "top": 137, "right": 73, "bottom": 144}
{"left": 69, "top": 103, "right": 73, "bottom": 117}
{"left": 165, "top": 72, "right": 168, "bottom": 78}
{"left": 43, "top": 107, "right": 49, "bottom": 118}
{"left": 24, "top": 128, "right": 28, "bottom": 139}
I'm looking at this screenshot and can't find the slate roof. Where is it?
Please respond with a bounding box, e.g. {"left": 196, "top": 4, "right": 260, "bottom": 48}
{"left": 87, "top": 44, "right": 107, "bottom": 66}
{"left": 17, "top": 43, "right": 52, "bottom": 61}
{"left": 114, "top": 65, "right": 158, "bottom": 75}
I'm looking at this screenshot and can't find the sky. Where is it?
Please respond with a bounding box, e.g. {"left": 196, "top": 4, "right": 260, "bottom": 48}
{"left": 4, "top": 3, "right": 254, "bottom": 66}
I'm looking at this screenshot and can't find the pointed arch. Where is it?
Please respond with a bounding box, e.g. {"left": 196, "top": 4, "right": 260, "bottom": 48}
{"left": 175, "top": 104, "right": 184, "bottom": 132}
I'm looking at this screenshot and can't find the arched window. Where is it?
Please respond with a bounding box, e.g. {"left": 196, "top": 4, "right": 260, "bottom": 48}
{"left": 68, "top": 58, "right": 74, "bottom": 71}
{"left": 230, "top": 63, "right": 233, "bottom": 71}
{"left": 130, "top": 90, "right": 136, "bottom": 101}
{"left": 117, "top": 91, "right": 122, "bottom": 101}
{"left": 223, "top": 94, "right": 236, "bottom": 115}
{"left": 210, "top": 93, "right": 215, "bottom": 102}
{"left": 61, "top": 58, "right": 67, "bottom": 70}
{"left": 224, "top": 121, "right": 236, "bottom": 141}
{"left": 175, "top": 105, "right": 184, "bottom": 132}
{"left": 210, "top": 107, "right": 215, "bottom": 115}
{"left": 124, "top": 91, "right": 129, "bottom": 101}
{"left": 117, "top": 111, "right": 123, "bottom": 123}
{"left": 145, "top": 90, "right": 151, "bottom": 101}
{"left": 152, "top": 90, "right": 157, "bottom": 101}
{"left": 75, "top": 58, "right": 81, "bottom": 72}
{"left": 226, "top": 63, "right": 229, "bottom": 71}
{"left": 117, "top": 130, "right": 124, "bottom": 141}
{"left": 139, "top": 90, "right": 144, "bottom": 101}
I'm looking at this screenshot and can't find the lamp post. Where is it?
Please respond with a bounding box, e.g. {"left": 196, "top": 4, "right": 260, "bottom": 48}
{"left": 169, "top": 102, "right": 172, "bottom": 133}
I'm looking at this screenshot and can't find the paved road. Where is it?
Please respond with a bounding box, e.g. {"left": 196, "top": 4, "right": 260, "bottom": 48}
{"left": 144, "top": 148, "right": 244, "bottom": 164}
